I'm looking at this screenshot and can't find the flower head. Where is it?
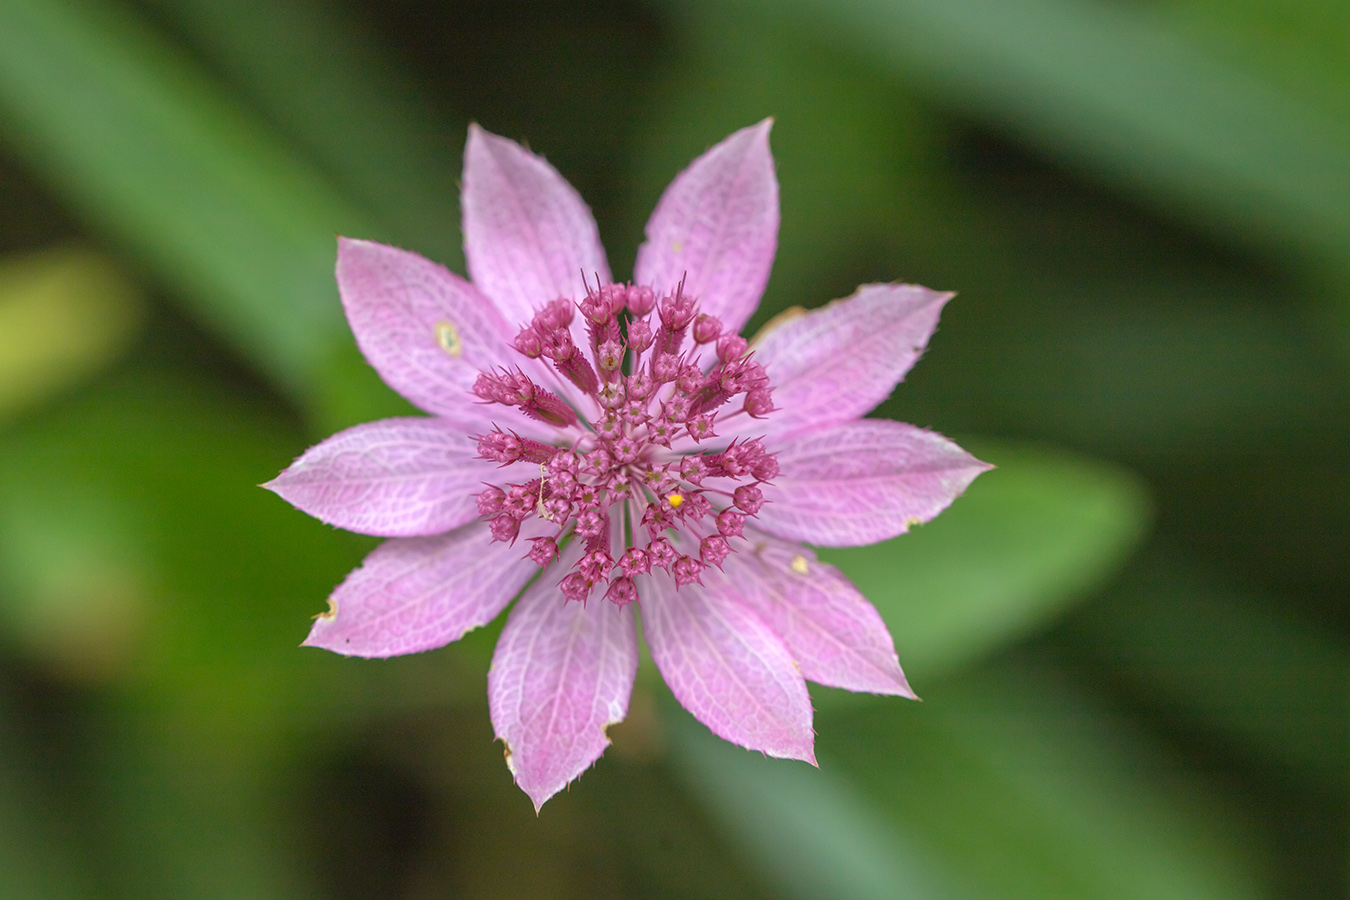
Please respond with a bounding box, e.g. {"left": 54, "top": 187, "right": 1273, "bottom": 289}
{"left": 266, "top": 121, "right": 989, "bottom": 810}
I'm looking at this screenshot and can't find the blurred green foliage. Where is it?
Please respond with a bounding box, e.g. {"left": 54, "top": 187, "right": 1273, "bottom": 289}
{"left": 0, "top": 0, "right": 1344, "bottom": 898}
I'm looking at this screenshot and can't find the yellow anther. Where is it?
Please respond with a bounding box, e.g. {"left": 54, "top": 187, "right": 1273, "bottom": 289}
{"left": 666, "top": 492, "right": 684, "bottom": 509}
{"left": 790, "top": 555, "right": 809, "bottom": 575}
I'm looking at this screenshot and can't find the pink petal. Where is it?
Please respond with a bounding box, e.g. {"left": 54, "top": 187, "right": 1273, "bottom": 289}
{"left": 720, "top": 533, "right": 915, "bottom": 696}
{"left": 264, "top": 417, "right": 497, "bottom": 537}
{"left": 640, "top": 569, "right": 815, "bottom": 764}
{"left": 462, "top": 125, "right": 611, "bottom": 327}
{"left": 751, "top": 284, "right": 952, "bottom": 438}
{"left": 634, "top": 121, "right": 779, "bottom": 335}
{"left": 337, "top": 238, "right": 517, "bottom": 420}
{"left": 488, "top": 544, "right": 637, "bottom": 811}
{"left": 304, "top": 520, "right": 533, "bottom": 657}
{"left": 756, "top": 420, "right": 991, "bottom": 547}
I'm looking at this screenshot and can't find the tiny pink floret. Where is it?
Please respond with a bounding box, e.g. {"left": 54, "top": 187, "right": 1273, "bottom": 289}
{"left": 266, "top": 120, "right": 990, "bottom": 810}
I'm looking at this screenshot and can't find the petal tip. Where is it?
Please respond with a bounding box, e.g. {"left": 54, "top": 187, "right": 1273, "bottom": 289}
{"left": 780, "top": 743, "right": 818, "bottom": 768}
{"left": 889, "top": 674, "right": 921, "bottom": 702}
{"left": 300, "top": 621, "right": 334, "bottom": 652}
{"left": 465, "top": 121, "right": 529, "bottom": 163}
{"left": 260, "top": 469, "right": 297, "bottom": 503}
{"left": 525, "top": 783, "right": 563, "bottom": 814}
{"left": 464, "top": 121, "right": 497, "bottom": 159}
{"left": 734, "top": 118, "right": 775, "bottom": 158}
{"left": 334, "top": 234, "right": 377, "bottom": 261}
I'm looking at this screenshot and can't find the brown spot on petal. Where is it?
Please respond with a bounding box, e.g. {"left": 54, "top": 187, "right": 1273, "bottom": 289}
{"left": 312, "top": 596, "right": 338, "bottom": 620}
{"left": 790, "top": 554, "right": 809, "bottom": 575}
{"left": 434, "top": 320, "right": 462, "bottom": 357}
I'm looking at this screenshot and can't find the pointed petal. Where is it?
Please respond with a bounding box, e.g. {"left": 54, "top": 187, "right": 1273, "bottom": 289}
{"left": 752, "top": 284, "right": 952, "bottom": 438}
{"left": 721, "top": 534, "right": 915, "bottom": 696}
{"left": 489, "top": 544, "right": 637, "bottom": 811}
{"left": 635, "top": 121, "right": 778, "bottom": 335}
{"left": 337, "top": 238, "right": 517, "bottom": 420}
{"left": 757, "top": 420, "right": 991, "bottom": 547}
{"left": 462, "top": 125, "right": 611, "bottom": 326}
{"left": 640, "top": 569, "right": 815, "bottom": 764}
{"left": 264, "top": 417, "right": 498, "bottom": 537}
{"left": 304, "top": 521, "right": 533, "bottom": 657}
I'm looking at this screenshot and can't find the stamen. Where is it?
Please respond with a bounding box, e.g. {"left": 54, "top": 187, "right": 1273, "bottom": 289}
{"left": 526, "top": 537, "right": 559, "bottom": 566}
{"left": 472, "top": 283, "right": 780, "bottom": 605}
{"left": 604, "top": 576, "right": 637, "bottom": 607}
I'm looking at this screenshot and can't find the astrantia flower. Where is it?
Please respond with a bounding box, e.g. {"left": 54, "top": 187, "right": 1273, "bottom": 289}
{"left": 266, "top": 121, "right": 989, "bottom": 810}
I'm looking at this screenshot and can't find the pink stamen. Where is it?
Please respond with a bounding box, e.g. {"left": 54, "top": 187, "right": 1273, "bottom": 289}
{"left": 526, "top": 536, "right": 559, "bottom": 567}
{"left": 471, "top": 284, "right": 779, "bottom": 605}
{"left": 604, "top": 576, "right": 637, "bottom": 607}
{"left": 672, "top": 555, "right": 705, "bottom": 587}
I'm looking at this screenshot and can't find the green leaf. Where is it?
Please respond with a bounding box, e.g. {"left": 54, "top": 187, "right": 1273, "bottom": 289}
{"left": 818, "top": 442, "right": 1150, "bottom": 679}
{"left": 0, "top": 0, "right": 380, "bottom": 420}
{"left": 1163, "top": 1, "right": 1350, "bottom": 139}
{"left": 671, "top": 657, "right": 1267, "bottom": 900}
{"left": 669, "top": 713, "right": 962, "bottom": 900}
{"left": 140, "top": 0, "right": 466, "bottom": 267}
{"left": 702, "top": 0, "right": 1350, "bottom": 274}
{"left": 828, "top": 658, "right": 1268, "bottom": 900}
{"left": 1067, "top": 550, "right": 1350, "bottom": 787}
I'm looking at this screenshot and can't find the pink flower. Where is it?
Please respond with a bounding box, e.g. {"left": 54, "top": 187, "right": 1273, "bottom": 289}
{"left": 266, "top": 122, "right": 990, "bottom": 810}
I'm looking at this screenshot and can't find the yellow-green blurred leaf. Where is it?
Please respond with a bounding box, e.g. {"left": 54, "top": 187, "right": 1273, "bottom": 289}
{"left": 0, "top": 247, "right": 141, "bottom": 420}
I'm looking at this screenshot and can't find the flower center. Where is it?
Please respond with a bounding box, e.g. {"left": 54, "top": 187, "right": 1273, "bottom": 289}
{"left": 471, "top": 280, "right": 778, "bottom": 606}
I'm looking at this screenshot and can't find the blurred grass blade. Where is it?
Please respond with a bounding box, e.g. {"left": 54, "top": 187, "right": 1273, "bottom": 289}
{"left": 1069, "top": 552, "right": 1350, "bottom": 787}
{"left": 0, "top": 247, "right": 143, "bottom": 421}
{"left": 715, "top": 0, "right": 1350, "bottom": 273}
{"left": 0, "top": 478, "right": 153, "bottom": 683}
{"left": 668, "top": 712, "right": 965, "bottom": 900}
{"left": 818, "top": 659, "right": 1267, "bottom": 900}
{"left": 672, "top": 657, "right": 1266, "bottom": 900}
{"left": 819, "top": 443, "right": 1150, "bottom": 678}
{"left": 142, "top": 0, "right": 466, "bottom": 266}
{"left": 0, "top": 0, "right": 376, "bottom": 410}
